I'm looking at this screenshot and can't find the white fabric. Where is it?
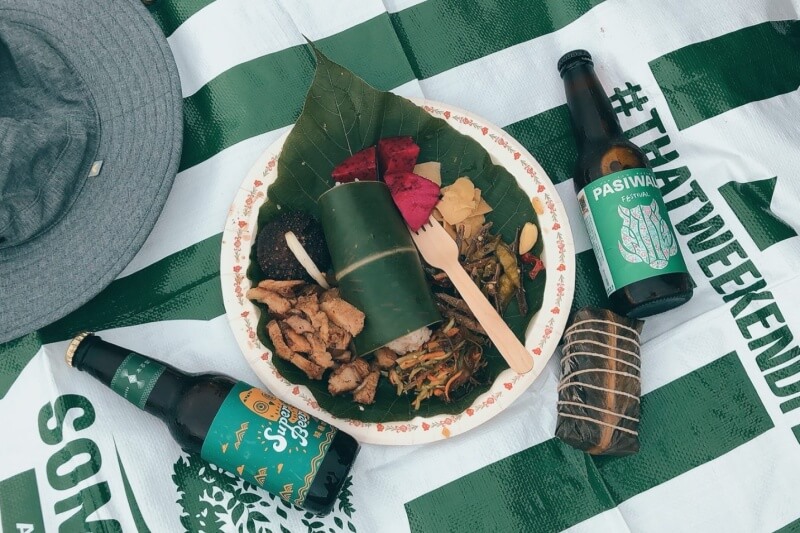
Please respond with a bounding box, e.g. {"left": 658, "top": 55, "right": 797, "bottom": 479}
{"left": 3, "top": 0, "right": 800, "bottom": 531}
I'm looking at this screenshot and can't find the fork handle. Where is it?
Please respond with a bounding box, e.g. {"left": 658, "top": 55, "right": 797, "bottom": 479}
{"left": 447, "top": 264, "right": 533, "bottom": 374}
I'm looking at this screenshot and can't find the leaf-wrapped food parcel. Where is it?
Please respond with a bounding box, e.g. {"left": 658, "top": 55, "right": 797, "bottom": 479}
{"left": 556, "top": 307, "right": 644, "bottom": 456}
{"left": 319, "top": 182, "right": 440, "bottom": 356}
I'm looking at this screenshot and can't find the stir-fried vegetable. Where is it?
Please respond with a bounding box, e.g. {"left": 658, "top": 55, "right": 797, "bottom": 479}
{"left": 388, "top": 319, "right": 487, "bottom": 410}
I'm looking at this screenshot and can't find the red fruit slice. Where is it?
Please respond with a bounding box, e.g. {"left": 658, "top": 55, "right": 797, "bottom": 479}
{"left": 378, "top": 136, "right": 420, "bottom": 175}
{"left": 383, "top": 172, "right": 403, "bottom": 192}
{"left": 331, "top": 146, "right": 377, "bottom": 183}
{"left": 385, "top": 172, "right": 440, "bottom": 231}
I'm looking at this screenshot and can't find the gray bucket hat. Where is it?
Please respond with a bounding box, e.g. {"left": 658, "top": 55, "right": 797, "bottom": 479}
{"left": 0, "top": 0, "right": 183, "bottom": 343}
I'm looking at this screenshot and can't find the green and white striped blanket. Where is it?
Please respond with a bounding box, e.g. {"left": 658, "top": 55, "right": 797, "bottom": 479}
{"left": 2, "top": 0, "right": 799, "bottom": 531}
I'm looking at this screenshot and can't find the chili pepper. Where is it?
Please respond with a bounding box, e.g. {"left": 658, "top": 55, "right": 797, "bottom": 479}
{"left": 528, "top": 256, "right": 545, "bottom": 280}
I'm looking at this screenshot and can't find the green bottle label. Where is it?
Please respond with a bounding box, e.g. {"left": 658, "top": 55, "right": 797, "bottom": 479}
{"left": 200, "top": 382, "right": 337, "bottom": 506}
{"left": 577, "top": 168, "right": 688, "bottom": 296}
{"left": 109, "top": 353, "right": 165, "bottom": 409}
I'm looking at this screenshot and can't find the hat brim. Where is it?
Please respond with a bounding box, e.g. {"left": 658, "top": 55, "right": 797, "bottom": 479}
{"left": 0, "top": 0, "right": 183, "bottom": 343}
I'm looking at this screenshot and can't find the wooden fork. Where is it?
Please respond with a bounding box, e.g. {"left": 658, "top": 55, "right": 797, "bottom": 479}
{"left": 410, "top": 216, "right": 533, "bottom": 374}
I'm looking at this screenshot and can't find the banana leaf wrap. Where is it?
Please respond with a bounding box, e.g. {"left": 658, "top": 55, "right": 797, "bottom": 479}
{"left": 556, "top": 307, "right": 644, "bottom": 456}
{"left": 319, "top": 181, "right": 440, "bottom": 355}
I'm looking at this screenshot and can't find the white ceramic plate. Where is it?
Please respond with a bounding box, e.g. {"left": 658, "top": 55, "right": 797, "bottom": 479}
{"left": 221, "top": 99, "right": 575, "bottom": 445}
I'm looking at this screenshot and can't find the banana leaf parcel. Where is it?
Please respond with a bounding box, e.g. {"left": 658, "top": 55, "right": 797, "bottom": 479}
{"left": 319, "top": 181, "right": 440, "bottom": 356}
{"left": 556, "top": 306, "right": 644, "bottom": 456}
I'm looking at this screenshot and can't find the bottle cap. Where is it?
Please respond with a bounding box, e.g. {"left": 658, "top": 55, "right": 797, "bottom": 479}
{"left": 557, "top": 49, "right": 593, "bottom": 76}
{"left": 65, "top": 331, "right": 92, "bottom": 367}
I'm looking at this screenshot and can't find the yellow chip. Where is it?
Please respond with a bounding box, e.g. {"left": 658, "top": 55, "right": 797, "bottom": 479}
{"left": 413, "top": 161, "right": 442, "bottom": 186}
{"left": 438, "top": 176, "right": 494, "bottom": 226}
{"left": 448, "top": 177, "right": 475, "bottom": 202}
{"left": 460, "top": 214, "right": 485, "bottom": 239}
{"left": 437, "top": 199, "right": 475, "bottom": 225}
{"left": 473, "top": 198, "right": 493, "bottom": 216}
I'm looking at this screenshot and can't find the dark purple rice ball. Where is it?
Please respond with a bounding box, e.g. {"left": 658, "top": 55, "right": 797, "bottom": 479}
{"left": 255, "top": 211, "right": 331, "bottom": 281}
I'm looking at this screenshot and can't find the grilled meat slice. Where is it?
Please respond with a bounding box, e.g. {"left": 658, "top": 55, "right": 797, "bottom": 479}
{"left": 295, "top": 293, "right": 320, "bottom": 317}
{"left": 284, "top": 315, "right": 314, "bottom": 335}
{"left": 247, "top": 288, "right": 292, "bottom": 316}
{"left": 307, "top": 311, "right": 330, "bottom": 344}
{"left": 321, "top": 298, "right": 365, "bottom": 336}
{"left": 320, "top": 288, "right": 341, "bottom": 303}
{"left": 266, "top": 320, "right": 324, "bottom": 380}
{"left": 305, "top": 332, "right": 334, "bottom": 369}
{"left": 257, "top": 279, "right": 305, "bottom": 297}
{"left": 327, "top": 323, "right": 352, "bottom": 351}
{"left": 373, "top": 347, "right": 398, "bottom": 370}
{"left": 327, "top": 358, "right": 371, "bottom": 395}
{"left": 353, "top": 370, "right": 380, "bottom": 405}
{"left": 279, "top": 322, "right": 311, "bottom": 353}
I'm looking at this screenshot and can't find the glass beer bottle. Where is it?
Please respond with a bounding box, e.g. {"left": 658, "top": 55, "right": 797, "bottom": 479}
{"left": 65, "top": 332, "right": 359, "bottom": 516}
{"left": 558, "top": 50, "right": 693, "bottom": 318}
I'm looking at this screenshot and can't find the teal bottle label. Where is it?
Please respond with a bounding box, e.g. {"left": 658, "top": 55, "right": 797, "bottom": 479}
{"left": 201, "top": 382, "right": 337, "bottom": 506}
{"left": 109, "top": 353, "right": 165, "bottom": 409}
{"left": 577, "top": 168, "right": 688, "bottom": 296}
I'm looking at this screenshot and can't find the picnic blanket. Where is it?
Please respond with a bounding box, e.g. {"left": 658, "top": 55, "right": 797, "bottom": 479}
{"left": 2, "top": 0, "right": 800, "bottom": 531}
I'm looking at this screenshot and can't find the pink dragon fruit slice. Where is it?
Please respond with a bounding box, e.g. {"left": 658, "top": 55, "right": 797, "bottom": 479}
{"left": 384, "top": 172, "right": 441, "bottom": 231}
{"left": 378, "top": 136, "right": 420, "bottom": 176}
{"left": 331, "top": 146, "right": 377, "bottom": 183}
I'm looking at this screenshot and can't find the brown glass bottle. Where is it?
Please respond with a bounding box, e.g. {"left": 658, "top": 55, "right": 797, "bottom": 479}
{"left": 558, "top": 50, "right": 693, "bottom": 318}
{"left": 66, "top": 333, "right": 359, "bottom": 516}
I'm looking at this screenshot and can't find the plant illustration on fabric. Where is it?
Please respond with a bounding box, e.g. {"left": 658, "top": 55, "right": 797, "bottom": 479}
{"left": 617, "top": 201, "right": 677, "bottom": 269}
{"left": 173, "top": 451, "right": 357, "bottom": 533}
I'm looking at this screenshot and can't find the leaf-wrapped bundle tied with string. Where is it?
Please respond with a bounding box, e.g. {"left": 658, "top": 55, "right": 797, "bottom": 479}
{"left": 556, "top": 307, "right": 644, "bottom": 456}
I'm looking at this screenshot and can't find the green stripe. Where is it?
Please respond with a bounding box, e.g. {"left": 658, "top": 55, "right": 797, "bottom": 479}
{"left": 181, "top": 47, "right": 312, "bottom": 172}
{"left": 503, "top": 105, "right": 575, "bottom": 186}
{"left": 0, "top": 469, "right": 45, "bottom": 533}
{"left": 592, "top": 353, "right": 771, "bottom": 501}
{"left": 409, "top": 438, "right": 613, "bottom": 533}
{"left": 650, "top": 20, "right": 800, "bottom": 130}
{"left": 0, "top": 334, "right": 45, "bottom": 402}
{"left": 390, "top": 0, "right": 605, "bottom": 80}
{"left": 147, "top": 0, "right": 214, "bottom": 37}
{"left": 180, "top": 14, "right": 415, "bottom": 171}
{"left": 405, "top": 352, "right": 772, "bottom": 532}
{"left": 0, "top": 234, "right": 224, "bottom": 399}
{"left": 777, "top": 516, "right": 800, "bottom": 533}
{"left": 116, "top": 443, "right": 151, "bottom": 532}
{"left": 718, "top": 177, "right": 797, "bottom": 252}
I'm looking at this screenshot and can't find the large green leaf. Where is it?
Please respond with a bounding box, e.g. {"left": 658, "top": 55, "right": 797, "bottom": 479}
{"left": 248, "top": 46, "right": 544, "bottom": 422}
